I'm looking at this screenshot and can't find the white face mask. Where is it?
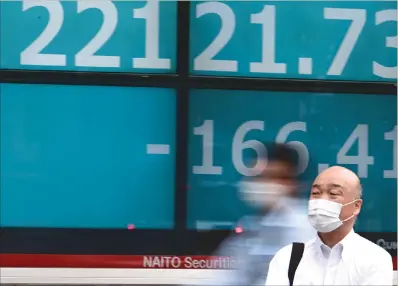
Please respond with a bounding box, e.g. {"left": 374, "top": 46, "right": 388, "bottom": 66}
{"left": 308, "top": 199, "right": 358, "bottom": 233}
{"left": 239, "top": 181, "right": 289, "bottom": 209}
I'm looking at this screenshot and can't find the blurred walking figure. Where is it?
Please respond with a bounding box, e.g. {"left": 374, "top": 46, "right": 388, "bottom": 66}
{"left": 205, "top": 142, "right": 315, "bottom": 286}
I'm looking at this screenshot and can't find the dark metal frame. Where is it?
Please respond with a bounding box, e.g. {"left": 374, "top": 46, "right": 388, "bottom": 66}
{"left": 0, "top": 1, "right": 396, "bottom": 256}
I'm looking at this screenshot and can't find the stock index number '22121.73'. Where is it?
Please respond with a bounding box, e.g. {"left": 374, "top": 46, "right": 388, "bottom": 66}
{"left": 1, "top": 0, "right": 397, "bottom": 81}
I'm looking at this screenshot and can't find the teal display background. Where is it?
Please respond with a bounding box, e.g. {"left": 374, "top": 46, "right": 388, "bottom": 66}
{"left": 188, "top": 89, "right": 397, "bottom": 232}
{"left": 0, "top": 1, "right": 177, "bottom": 73}
{"left": 190, "top": 1, "right": 397, "bottom": 81}
{"left": 0, "top": 84, "right": 176, "bottom": 229}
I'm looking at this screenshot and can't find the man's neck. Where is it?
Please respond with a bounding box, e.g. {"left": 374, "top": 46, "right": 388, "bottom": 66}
{"left": 318, "top": 227, "right": 353, "bottom": 248}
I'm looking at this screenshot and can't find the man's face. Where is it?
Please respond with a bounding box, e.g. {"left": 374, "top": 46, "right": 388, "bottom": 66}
{"left": 239, "top": 159, "right": 297, "bottom": 210}
{"left": 309, "top": 168, "right": 362, "bottom": 221}
{"left": 250, "top": 159, "right": 297, "bottom": 192}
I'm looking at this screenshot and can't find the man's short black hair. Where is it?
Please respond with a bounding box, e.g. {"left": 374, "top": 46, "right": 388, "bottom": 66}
{"left": 253, "top": 141, "right": 299, "bottom": 173}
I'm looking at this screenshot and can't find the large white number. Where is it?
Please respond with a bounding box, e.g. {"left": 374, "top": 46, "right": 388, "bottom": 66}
{"left": 21, "top": 0, "right": 65, "bottom": 66}
{"left": 194, "top": 2, "right": 237, "bottom": 72}
{"left": 373, "top": 10, "right": 398, "bottom": 79}
{"left": 75, "top": 0, "right": 119, "bottom": 67}
{"left": 133, "top": 0, "right": 170, "bottom": 69}
{"left": 232, "top": 121, "right": 266, "bottom": 176}
{"left": 275, "top": 122, "right": 309, "bottom": 174}
{"left": 337, "top": 124, "right": 374, "bottom": 178}
{"left": 383, "top": 126, "right": 397, "bottom": 179}
{"left": 250, "top": 5, "right": 286, "bottom": 74}
{"left": 324, "top": 8, "right": 365, "bottom": 76}
{"left": 193, "top": 120, "right": 223, "bottom": 175}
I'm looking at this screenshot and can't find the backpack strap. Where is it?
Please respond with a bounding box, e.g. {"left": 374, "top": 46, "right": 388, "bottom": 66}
{"left": 288, "top": 242, "right": 304, "bottom": 286}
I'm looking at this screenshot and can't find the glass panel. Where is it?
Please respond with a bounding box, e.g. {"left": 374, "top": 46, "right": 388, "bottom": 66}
{"left": 0, "top": 84, "right": 176, "bottom": 229}
{"left": 190, "top": 1, "right": 397, "bottom": 81}
{"left": 1, "top": 1, "right": 177, "bottom": 73}
{"left": 187, "top": 89, "right": 397, "bottom": 232}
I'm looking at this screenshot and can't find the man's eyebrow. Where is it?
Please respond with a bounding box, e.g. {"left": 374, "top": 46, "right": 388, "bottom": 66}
{"left": 311, "top": 183, "right": 344, "bottom": 189}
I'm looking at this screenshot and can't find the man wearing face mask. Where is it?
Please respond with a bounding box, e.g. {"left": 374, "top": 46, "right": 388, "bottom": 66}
{"left": 203, "top": 142, "right": 315, "bottom": 286}
{"left": 265, "top": 166, "right": 393, "bottom": 285}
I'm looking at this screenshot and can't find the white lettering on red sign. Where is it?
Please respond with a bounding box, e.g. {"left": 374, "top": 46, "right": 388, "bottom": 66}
{"left": 142, "top": 256, "right": 237, "bottom": 269}
{"left": 143, "top": 256, "right": 181, "bottom": 268}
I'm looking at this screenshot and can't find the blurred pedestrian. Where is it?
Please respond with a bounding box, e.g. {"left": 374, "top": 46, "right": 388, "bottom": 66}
{"left": 206, "top": 142, "right": 315, "bottom": 286}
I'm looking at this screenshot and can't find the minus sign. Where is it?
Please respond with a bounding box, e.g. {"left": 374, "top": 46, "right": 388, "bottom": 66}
{"left": 146, "top": 144, "right": 170, "bottom": 155}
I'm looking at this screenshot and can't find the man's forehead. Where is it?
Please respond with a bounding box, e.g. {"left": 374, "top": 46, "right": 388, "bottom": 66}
{"left": 313, "top": 166, "right": 359, "bottom": 189}
{"left": 261, "top": 160, "right": 292, "bottom": 174}
{"left": 249, "top": 159, "right": 293, "bottom": 178}
{"left": 312, "top": 175, "right": 348, "bottom": 188}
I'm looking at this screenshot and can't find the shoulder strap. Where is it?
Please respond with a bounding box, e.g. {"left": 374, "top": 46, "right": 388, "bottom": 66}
{"left": 288, "top": 242, "right": 304, "bottom": 286}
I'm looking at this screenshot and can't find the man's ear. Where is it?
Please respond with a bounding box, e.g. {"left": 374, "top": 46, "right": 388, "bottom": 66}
{"left": 354, "top": 199, "right": 363, "bottom": 216}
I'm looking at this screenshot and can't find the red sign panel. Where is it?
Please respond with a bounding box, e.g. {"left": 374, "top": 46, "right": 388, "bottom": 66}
{"left": 0, "top": 254, "right": 396, "bottom": 270}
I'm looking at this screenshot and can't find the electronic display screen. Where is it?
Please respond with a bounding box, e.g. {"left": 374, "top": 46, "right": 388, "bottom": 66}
{"left": 187, "top": 89, "right": 397, "bottom": 232}
{"left": 0, "top": 0, "right": 396, "bottom": 264}
{"left": 0, "top": 0, "right": 177, "bottom": 73}
{"left": 189, "top": 1, "right": 397, "bottom": 81}
{"left": 0, "top": 83, "right": 176, "bottom": 229}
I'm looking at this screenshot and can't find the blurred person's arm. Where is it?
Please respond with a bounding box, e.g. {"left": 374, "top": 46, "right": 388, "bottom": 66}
{"left": 204, "top": 233, "right": 251, "bottom": 285}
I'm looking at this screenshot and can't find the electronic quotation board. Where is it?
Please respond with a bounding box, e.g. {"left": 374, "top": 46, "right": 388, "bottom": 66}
{"left": 0, "top": 1, "right": 396, "bottom": 238}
